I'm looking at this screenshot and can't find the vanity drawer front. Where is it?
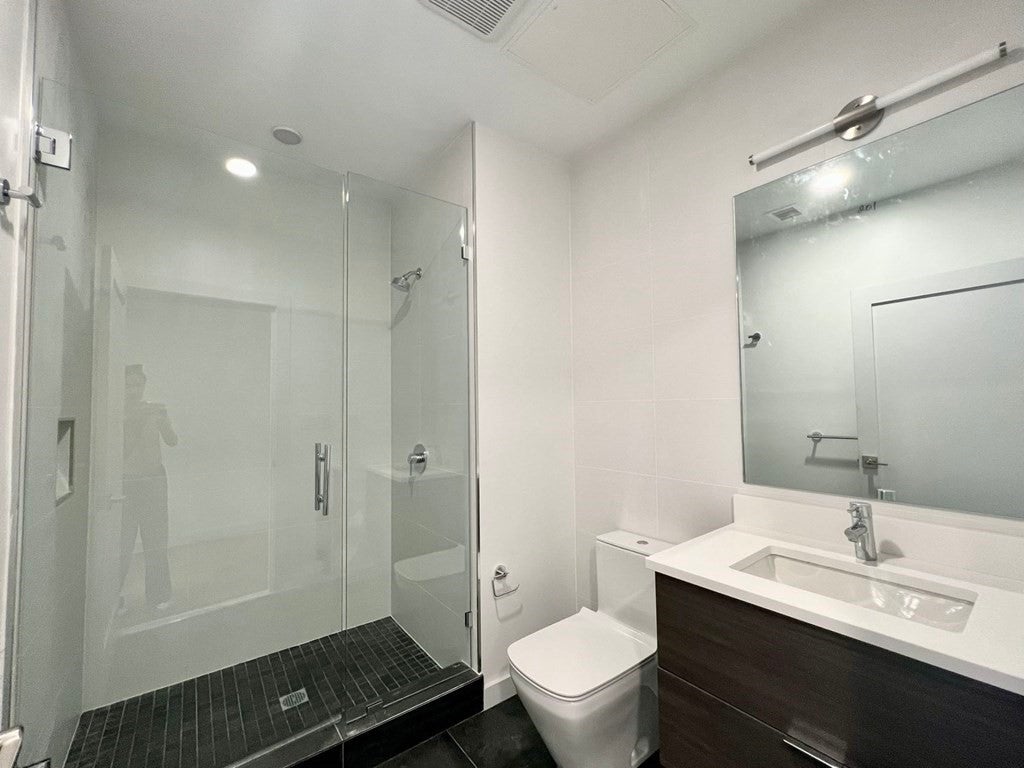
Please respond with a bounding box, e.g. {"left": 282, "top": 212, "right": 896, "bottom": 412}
{"left": 656, "top": 574, "right": 1024, "bottom": 768}
{"left": 659, "top": 669, "right": 847, "bottom": 768}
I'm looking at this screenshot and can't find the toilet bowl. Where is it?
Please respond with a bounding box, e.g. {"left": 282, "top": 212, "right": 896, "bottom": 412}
{"left": 507, "top": 531, "right": 671, "bottom": 768}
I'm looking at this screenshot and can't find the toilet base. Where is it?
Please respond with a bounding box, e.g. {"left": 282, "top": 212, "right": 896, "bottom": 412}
{"left": 510, "top": 658, "right": 659, "bottom": 768}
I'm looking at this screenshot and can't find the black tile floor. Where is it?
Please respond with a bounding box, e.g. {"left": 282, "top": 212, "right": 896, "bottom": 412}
{"left": 64, "top": 617, "right": 442, "bottom": 768}
{"left": 377, "top": 696, "right": 555, "bottom": 768}
{"left": 378, "top": 696, "right": 662, "bottom": 768}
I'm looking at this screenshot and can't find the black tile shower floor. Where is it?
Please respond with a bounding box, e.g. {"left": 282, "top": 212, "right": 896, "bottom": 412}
{"left": 64, "top": 617, "right": 442, "bottom": 768}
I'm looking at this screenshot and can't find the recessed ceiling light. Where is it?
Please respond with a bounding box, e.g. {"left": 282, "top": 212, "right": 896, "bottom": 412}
{"left": 811, "top": 168, "right": 851, "bottom": 195}
{"left": 272, "top": 126, "right": 303, "bottom": 145}
{"left": 225, "top": 157, "right": 258, "bottom": 179}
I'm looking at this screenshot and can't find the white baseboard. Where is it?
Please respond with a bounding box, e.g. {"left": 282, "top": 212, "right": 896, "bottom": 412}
{"left": 483, "top": 673, "right": 516, "bottom": 709}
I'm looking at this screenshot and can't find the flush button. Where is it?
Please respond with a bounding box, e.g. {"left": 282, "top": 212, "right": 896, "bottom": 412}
{"left": 637, "top": 540, "right": 648, "bottom": 545}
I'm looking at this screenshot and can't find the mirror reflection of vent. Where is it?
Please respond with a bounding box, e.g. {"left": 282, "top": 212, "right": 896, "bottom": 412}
{"left": 767, "top": 205, "right": 803, "bottom": 222}
{"left": 421, "top": 0, "right": 519, "bottom": 38}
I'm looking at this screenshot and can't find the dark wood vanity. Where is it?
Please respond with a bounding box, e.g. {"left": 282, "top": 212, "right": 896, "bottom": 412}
{"left": 655, "top": 574, "right": 1024, "bottom": 768}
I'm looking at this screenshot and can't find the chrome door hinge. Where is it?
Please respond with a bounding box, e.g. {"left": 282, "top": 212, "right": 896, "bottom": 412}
{"left": 461, "top": 245, "right": 469, "bottom": 261}
{"left": 35, "top": 124, "right": 72, "bottom": 170}
{"left": 464, "top": 611, "right": 473, "bottom": 628}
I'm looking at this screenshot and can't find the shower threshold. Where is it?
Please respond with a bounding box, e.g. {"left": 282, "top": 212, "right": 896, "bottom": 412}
{"left": 63, "top": 617, "right": 480, "bottom": 768}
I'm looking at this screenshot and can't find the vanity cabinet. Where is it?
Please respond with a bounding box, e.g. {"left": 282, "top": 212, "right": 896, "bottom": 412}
{"left": 656, "top": 574, "right": 1024, "bottom": 768}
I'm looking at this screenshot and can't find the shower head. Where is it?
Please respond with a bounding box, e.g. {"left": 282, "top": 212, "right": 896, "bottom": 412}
{"left": 391, "top": 268, "right": 423, "bottom": 292}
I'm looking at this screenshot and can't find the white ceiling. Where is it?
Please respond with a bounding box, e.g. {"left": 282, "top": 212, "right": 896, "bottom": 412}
{"left": 65, "top": 0, "right": 823, "bottom": 185}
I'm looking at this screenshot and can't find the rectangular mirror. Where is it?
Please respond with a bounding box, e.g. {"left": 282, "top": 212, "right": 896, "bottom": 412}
{"left": 735, "top": 83, "right": 1024, "bottom": 519}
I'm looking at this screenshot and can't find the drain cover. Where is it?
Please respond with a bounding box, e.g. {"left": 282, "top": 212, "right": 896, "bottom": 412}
{"left": 280, "top": 688, "right": 309, "bottom": 711}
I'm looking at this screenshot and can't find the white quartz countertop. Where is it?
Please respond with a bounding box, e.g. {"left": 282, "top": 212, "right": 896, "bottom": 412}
{"left": 646, "top": 524, "right": 1024, "bottom": 696}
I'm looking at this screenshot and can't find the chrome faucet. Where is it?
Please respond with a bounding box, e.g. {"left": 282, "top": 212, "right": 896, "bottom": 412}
{"left": 844, "top": 502, "right": 878, "bottom": 562}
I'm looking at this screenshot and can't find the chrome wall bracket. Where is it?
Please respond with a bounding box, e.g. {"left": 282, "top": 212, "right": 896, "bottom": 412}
{"left": 0, "top": 178, "right": 40, "bottom": 208}
{"left": 861, "top": 454, "right": 888, "bottom": 469}
{"left": 35, "top": 124, "right": 72, "bottom": 170}
{"left": 491, "top": 564, "right": 519, "bottom": 598}
{"left": 833, "top": 95, "right": 884, "bottom": 141}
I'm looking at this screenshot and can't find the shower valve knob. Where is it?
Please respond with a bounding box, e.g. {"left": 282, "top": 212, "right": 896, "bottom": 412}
{"left": 407, "top": 443, "right": 428, "bottom": 477}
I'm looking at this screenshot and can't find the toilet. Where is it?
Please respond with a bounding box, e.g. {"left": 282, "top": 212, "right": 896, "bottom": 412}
{"left": 507, "top": 531, "right": 671, "bottom": 768}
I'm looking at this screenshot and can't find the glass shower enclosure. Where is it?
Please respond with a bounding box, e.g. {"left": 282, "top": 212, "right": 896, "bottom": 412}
{"left": 8, "top": 78, "right": 477, "bottom": 768}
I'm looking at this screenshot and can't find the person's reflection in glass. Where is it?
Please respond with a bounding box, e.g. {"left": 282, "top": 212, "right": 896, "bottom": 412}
{"left": 121, "top": 364, "right": 176, "bottom": 612}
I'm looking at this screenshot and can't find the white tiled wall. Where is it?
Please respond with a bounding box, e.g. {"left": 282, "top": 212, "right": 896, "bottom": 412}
{"left": 568, "top": 0, "right": 1024, "bottom": 610}
{"left": 570, "top": 121, "right": 739, "bottom": 609}
{"left": 474, "top": 125, "right": 576, "bottom": 705}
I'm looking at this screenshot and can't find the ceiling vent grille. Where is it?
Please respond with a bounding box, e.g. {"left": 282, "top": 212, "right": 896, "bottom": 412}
{"left": 421, "top": 0, "right": 519, "bottom": 38}
{"left": 767, "top": 205, "right": 803, "bottom": 222}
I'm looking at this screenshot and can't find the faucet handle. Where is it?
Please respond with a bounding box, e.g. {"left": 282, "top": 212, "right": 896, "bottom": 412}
{"left": 847, "top": 501, "right": 872, "bottom": 519}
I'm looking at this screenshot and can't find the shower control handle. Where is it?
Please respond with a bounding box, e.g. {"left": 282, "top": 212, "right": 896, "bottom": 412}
{"left": 315, "top": 443, "right": 331, "bottom": 516}
{"left": 408, "top": 444, "right": 428, "bottom": 478}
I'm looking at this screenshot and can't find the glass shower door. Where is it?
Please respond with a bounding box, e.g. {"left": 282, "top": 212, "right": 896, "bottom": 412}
{"left": 12, "top": 79, "right": 347, "bottom": 767}
{"left": 344, "top": 173, "right": 474, "bottom": 713}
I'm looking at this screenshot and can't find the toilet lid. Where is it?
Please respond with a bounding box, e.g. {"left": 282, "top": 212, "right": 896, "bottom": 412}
{"left": 508, "top": 608, "right": 656, "bottom": 701}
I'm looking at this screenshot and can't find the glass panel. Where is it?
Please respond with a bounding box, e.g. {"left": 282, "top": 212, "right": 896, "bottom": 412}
{"left": 344, "top": 173, "right": 472, "bottom": 712}
{"left": 14, "top": 79, "right": 346, "bottom": 766}
{"left": 13, "top": 80, "right": 477, "bottom": 768}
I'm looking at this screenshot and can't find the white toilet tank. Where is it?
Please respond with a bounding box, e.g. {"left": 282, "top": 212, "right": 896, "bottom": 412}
{"left": 596, "top": 531, "right": 672, "bottom": 639}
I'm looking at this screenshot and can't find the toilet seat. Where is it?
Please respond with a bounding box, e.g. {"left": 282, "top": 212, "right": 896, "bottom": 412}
{"left": 507, "top": 608, "right": 656, "bottom": 702}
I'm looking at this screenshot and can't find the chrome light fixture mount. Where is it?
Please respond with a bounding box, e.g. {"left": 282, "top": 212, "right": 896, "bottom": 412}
{"left": 833, "top": 95, "right": 884, "bottom": 141}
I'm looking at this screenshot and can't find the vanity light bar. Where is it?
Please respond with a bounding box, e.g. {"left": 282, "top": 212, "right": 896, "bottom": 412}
{"left": 748, "top": 42, "right": 1010, "bottom": 167}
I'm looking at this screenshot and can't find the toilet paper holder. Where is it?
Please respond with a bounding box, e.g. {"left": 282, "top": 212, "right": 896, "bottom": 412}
{"left": 492, "top": 564, "right": 519, "bottom": 598}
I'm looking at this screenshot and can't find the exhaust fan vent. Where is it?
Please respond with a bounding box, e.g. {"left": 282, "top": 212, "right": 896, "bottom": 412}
{"left": 767, "top": 205, "right": 803, "bottom": 222}
{"left": 421, "top": 0, "right": 519, "bottom": 38}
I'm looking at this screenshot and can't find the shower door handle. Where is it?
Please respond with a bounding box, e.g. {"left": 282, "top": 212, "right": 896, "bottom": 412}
{"left": 314, "top": 443, "right": 331, "bottom": 516}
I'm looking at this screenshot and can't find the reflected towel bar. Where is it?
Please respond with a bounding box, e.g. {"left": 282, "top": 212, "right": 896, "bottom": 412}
{"left": 807, "top": 431, "right": 858, "bottom": 443}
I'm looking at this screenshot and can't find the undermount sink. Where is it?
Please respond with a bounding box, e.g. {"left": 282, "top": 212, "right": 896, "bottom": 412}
{"left": 732, "top": 547, "right": 976, "bottom": 632}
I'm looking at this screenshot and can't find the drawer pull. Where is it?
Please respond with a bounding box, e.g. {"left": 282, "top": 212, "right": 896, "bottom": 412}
{"left": 783, "top": 739, "right": 843, "bottom": 768}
